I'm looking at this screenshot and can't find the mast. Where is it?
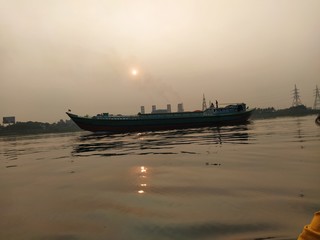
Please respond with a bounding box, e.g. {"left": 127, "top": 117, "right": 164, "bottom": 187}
{"left": 202, "top": 94, "right": 207, "bottom": 111}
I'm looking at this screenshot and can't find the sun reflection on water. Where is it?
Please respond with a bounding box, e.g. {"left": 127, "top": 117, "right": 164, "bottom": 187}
{"left": 141, "top": 166, "right": 147, "bottom": 173}
{"left": 138, "top": 166, "right": 148, "bottom": 194}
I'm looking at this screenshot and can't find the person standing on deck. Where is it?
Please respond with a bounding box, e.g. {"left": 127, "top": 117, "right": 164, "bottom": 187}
{"left": 216, "top": 100, "right": 219, "bottom": 109}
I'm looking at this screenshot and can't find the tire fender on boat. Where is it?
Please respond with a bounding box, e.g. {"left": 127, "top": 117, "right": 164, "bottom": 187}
{"left": 316, "top": 115, "right": 320, "bottom": 126}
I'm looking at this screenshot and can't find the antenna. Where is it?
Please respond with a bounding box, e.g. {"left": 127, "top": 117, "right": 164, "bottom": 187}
{"left": 292, "top": 85, "right": 302, "bottom": 107}
{"left": 202, "top": 94, "right": 207, "bottom": 111}
{"left": 314, "top": 85, "right": 320, "bottom": 110}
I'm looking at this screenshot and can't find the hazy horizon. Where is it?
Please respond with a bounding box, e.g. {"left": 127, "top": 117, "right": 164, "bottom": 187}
{"left": 1, "top": 0, "right": 319, "bottom": 123}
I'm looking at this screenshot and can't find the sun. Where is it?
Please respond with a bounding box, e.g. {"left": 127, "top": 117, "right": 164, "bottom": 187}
{"left": 131, "top": 69, "right": 138, "bottom": 76}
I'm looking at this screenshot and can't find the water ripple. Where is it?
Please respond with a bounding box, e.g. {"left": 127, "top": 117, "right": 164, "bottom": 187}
{"left": 72, "top": 124, "right": 253, "bottom": 157}
{"left": 137, "top": 221, "right": 280, "bottom": 239}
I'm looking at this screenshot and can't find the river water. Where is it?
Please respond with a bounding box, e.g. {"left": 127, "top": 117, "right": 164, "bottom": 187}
{"left": 1, "top": 115, "right": 319, "bottom": 240}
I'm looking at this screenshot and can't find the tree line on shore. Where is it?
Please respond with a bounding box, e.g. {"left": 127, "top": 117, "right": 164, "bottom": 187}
{"left": 0, "top": 119, "right": 80, "bottom": 136}
{"left": 251, "top": 105, "right": 320, "bottom": 119}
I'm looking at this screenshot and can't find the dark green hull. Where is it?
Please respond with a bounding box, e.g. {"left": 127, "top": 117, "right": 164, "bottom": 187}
{"left": 66, "top": 109, "right": 254, "bottom": 133}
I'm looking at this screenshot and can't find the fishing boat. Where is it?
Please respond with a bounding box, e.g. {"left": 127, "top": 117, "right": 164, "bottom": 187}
{"left": 66, "top": 102, "right": 254, "bottom": 133}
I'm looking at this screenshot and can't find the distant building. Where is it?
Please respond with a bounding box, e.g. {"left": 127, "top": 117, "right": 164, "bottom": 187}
{"left": 3, "top": 116, "right": 15, "bottom": 124}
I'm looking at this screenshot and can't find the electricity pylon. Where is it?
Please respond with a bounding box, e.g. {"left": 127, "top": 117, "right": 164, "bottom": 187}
{"left": 314, "top": 85, "right": 320, "bottom": 110}
{"left": 292, "top": 85, "right": 302, "bottom": 107}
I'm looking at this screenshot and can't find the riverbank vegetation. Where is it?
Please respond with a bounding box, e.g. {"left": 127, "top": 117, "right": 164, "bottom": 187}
{"left": 0, "top": 119, "right": 80, "bottom": 136}
{"left": 251, "top": 105, "right": 320, "bottom": 119}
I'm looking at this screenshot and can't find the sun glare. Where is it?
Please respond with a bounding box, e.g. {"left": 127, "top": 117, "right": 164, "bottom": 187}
{"left": 131, "top": 69, "right": 138, "bottom": 76}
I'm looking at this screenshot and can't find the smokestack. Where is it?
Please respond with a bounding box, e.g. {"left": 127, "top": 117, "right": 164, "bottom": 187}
{"left": 177, "top": 103, "right": 184, "bottom": 112}
{"left": 152, "top": 105, "right": 156, "bottom": 113}
{"left": 167, "top": 104, "right": 171, "bottom": 113}
{"left": 140, "top": 106, "right": 145, "bottom": 114}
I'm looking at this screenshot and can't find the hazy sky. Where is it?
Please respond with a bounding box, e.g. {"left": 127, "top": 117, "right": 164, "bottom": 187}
{"left": 1, "top": 0, "right": 319, "bottom": 122}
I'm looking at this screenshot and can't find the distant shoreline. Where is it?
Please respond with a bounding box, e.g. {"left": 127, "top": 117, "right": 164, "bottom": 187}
{"left": 251, "top": 105, "right": 320, "bottom": 120}
{"left": 0, "top": 120, "right": 81, "bottom": 136}
{"left": 1, "top": 106, "right": 319, "bottom": 136}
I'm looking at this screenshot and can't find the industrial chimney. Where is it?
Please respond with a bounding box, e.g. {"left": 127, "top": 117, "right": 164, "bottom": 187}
{"left": 140, "top": 106, "right": 145, "bottom": 114}
{"left": 167, "top": 104, "right": 171, "bottom": 113}
{"left": 177, "top": 103, "right": 184, "bottom": 112}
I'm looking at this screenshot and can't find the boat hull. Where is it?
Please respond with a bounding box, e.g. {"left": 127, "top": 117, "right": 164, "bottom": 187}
{"left": 67, "top": 109, "right": 254, "bottom": 133}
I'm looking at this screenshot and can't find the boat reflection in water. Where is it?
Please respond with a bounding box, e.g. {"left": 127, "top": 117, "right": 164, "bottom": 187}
{"left": 72, "top": 124, "right": 252, "bottom": 157}
{"left": 71, "top": 124, "right": 252, "bottom": 200}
